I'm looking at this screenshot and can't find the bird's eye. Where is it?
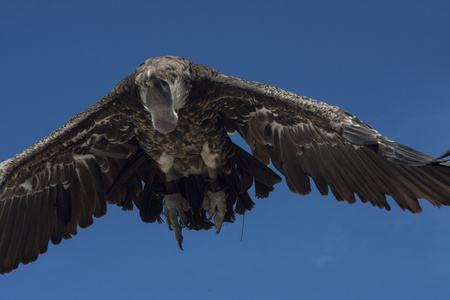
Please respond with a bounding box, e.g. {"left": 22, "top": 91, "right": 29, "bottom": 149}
{"left": 160, "top": 79, "right": 170, "bottom": 89}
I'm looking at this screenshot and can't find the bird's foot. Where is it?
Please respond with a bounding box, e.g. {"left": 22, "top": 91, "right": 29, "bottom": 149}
{"left": 164, "top": 192, "right": 190, "bottom": 250}
{"left": 202, "top": 186, "right": 227, "bottom": 234}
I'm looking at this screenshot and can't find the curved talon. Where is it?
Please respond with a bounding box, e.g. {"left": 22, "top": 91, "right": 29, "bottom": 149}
{"left": 202, "top": 189, "right": 227, "bottom": 233}
{"left": 164, "top": 192, "right": 190, "bottom": 247}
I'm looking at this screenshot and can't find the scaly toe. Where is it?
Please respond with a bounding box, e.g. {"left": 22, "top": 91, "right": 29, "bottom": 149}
{"left": 203, "top": 189, "right": 226, "bottom": 234}
{"left": 164, "top": 192, "right": 190, "bottom": 248}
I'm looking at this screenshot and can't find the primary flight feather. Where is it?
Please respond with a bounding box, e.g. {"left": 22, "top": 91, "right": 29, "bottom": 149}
{"left": 0, "top": 56, "right": 449, "bottom": 274}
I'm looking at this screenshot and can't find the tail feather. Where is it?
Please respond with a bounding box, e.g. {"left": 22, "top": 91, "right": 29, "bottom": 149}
{"left": 231, "top": 143, "right": 282, "bottom": 197}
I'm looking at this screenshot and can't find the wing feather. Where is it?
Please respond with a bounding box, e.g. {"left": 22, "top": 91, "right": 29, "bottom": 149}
{"left": 0, "top": 75, "right": 158, "bottom": 274}
{"left": 210, "top": 72, "right": 450, "bottom": 211}
{"left": 20, "top": 194, "right": 40, "bottom": 265}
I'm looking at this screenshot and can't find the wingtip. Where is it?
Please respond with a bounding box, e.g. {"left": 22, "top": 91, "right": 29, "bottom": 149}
{"left": 436, "top": 150, "right": 450, "bottom": 160}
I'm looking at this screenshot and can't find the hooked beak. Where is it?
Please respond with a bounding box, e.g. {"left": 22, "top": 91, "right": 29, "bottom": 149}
{"left": 141, "top": 71, "right": 178, "bottom": 134}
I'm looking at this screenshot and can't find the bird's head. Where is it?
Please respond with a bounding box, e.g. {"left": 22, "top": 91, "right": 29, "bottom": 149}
{"left": 135, "top": 56, "right": 192, "bottom": 134}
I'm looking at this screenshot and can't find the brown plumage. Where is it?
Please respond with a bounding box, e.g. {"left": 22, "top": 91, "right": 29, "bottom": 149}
{"left": 0, "top": 56, "right": 449, "bottom": 274}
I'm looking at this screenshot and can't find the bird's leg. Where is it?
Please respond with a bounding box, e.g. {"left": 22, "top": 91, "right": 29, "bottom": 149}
{"left": 201, "top": 143, "right": 227, "bottom": 233}
{"left": 158, "top": 153, "right": 190, "bottom": 249}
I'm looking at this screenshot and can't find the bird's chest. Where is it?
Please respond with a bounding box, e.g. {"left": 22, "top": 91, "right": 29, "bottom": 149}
{"left": 136, "top": 106, "right": 230, "bottom": 166}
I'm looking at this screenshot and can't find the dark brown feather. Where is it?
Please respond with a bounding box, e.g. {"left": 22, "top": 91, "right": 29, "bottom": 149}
{"left": 211, "top": 70, "right": 450, "bottom": 212}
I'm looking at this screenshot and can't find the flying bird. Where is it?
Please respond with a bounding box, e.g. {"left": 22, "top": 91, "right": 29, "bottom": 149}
{"left": 0, "top": 56, "right": 449, "bottom": 274}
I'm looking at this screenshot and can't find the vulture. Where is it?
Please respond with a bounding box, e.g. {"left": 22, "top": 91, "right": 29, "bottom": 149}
{"left": 0, "top": 56, "right": 449, "bottom": 274}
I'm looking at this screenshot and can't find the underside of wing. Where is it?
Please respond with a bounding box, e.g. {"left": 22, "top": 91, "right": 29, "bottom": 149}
{"left": 0, "top": 75, "right": 157, "bottom": 274}
{"left": 210, "top": 72, "right": 450, "bottom": 211}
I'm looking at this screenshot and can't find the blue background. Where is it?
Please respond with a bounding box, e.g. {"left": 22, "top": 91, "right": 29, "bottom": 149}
{"left": 1, "top": 1, "right": 450, "bottom": 299}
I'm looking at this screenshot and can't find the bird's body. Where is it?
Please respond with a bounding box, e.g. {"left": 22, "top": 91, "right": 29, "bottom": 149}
{"left": 0, "top": 56, "right": 449, "bottom": 274}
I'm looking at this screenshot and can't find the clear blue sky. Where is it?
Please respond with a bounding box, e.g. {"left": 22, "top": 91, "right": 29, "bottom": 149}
{"left": 1, "top": 1, "right": 450, "bottom": 299}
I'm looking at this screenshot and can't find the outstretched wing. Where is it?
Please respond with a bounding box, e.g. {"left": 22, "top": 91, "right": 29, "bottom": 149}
{"left": 210, "top": 72, "right": 450, "bottom": 211}
{"left": 0, "top": 75, "right": 159, "bottom": 274}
